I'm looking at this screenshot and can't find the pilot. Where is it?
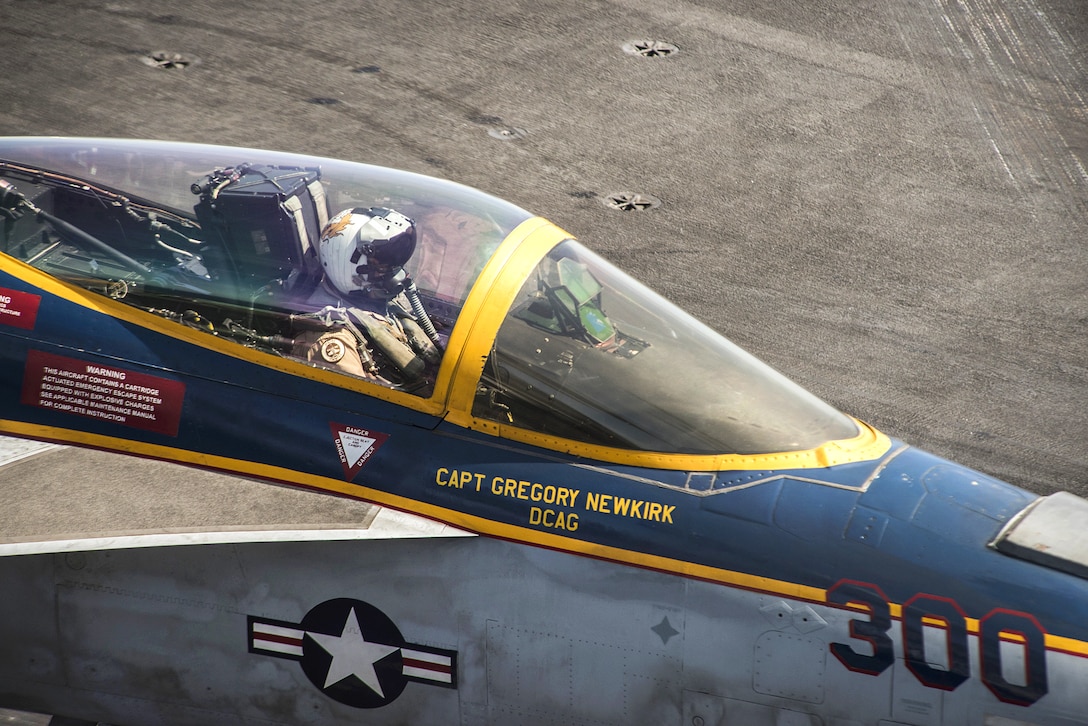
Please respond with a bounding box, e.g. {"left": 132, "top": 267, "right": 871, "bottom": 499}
{"left": 290, "top": 207, "right": 442, "bottom": 390}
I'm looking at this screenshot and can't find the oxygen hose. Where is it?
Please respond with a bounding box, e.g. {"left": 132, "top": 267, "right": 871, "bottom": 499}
{"left": 404, "top": 279, "right": 442, "bottom": 348}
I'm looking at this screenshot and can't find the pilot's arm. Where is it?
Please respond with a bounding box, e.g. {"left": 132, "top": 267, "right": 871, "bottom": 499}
{"left": 291, "top": 205, "right": 439, "bottom": 389}
{"left": 291, "top": 326, "right": 389, "bottom": 384}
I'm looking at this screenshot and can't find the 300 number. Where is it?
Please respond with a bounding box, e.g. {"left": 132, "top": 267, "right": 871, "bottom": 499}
{"left": 828, "top": 580, "right": 1048, "bottom": 706}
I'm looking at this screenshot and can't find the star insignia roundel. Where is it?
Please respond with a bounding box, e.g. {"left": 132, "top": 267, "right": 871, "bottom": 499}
{"left": 301, "top": 598, "right": 406, "bottom": 707}
{"left": 248, "top": 597, "right": 457, "bottom": 709}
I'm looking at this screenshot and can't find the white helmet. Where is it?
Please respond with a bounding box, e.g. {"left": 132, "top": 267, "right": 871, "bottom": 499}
{"left": 318, "top": 207, "right": 416, "bottom": 296}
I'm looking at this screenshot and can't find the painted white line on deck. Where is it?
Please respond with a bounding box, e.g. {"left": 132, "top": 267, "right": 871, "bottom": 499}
{"left": 0, "top": 436, "right": 60, "bottom": 467}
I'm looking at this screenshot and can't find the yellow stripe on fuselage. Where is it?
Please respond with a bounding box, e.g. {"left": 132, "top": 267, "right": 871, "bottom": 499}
{"left": 0, "top": 418, "right": 1082, "bottom": 659}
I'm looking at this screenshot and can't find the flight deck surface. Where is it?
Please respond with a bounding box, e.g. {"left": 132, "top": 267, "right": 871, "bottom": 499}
{"left": 0, "top": 0, "right": 1084, "bottom": 556}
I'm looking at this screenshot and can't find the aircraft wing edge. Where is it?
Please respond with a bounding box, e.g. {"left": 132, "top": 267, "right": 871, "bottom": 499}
{"left": 0, "top": 506, "right": 475, "bottom": 557}
{"left": 0, "top": 436, "right": 59, "bottom": 466}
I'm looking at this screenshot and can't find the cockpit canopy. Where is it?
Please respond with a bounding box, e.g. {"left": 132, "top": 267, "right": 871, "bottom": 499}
{"left": 474, "top": 241, "right": 857, "bottom": 454}
{"left": 0, "top": 138, "right": 860, "bottom": 462}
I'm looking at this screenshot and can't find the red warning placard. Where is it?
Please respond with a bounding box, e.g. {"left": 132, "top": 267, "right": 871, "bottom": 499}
{"left": 330, "top": 422, "right": 389, "bottom": 480}
{"left": 0, "top": 287, "right": 41, "bottom": 330}
{"left": 21, "top": 350, "right": 186, "bottom": 436}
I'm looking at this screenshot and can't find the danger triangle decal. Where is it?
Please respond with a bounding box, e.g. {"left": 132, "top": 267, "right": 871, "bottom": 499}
{"left": 330, "top": 423, "right": 390, "bottom": 480}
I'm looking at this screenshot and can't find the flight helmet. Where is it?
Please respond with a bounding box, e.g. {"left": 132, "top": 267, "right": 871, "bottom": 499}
{"left": 318, "top": 207, "right": 416, "bottom": 297}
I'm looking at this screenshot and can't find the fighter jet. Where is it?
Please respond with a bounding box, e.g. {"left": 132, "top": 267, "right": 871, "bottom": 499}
{"left": 0, "top": 137, "right": 1085, "bottom": 725}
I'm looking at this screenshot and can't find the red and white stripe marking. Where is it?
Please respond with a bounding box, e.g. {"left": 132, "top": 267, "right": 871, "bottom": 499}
{"left": 402, "top": 648, "right": 454, "bottom": 684}
{"left": 251, "top": 621, "right": 304, "bottom": 657}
